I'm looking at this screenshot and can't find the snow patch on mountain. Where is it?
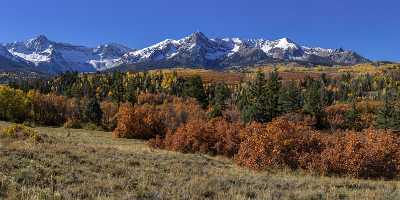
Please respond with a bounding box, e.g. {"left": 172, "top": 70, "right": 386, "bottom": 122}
{"left": 121, "top": 32, "right": 368, "bottom": 67}
{"left": 9, "top": 50, "right": 51, "bottom": 64}
{"left": 4, "top": 35, "right": 131, "bottom": 73}
{"left": 0, "top": 32, "right": 369, "bottom": 73}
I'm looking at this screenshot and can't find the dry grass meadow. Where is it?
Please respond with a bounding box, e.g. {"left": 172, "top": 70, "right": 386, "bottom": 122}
{"left": 1, "top": 121, "right": 400, "bottom": 200}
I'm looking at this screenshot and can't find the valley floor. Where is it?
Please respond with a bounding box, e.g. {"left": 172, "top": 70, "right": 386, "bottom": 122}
{"left": 1, "top": 121, "right": 400, "bottom": 200}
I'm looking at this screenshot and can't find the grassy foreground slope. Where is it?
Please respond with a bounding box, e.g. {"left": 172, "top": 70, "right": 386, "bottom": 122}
{"left": 1, "top": 122, "right": 400, "bottom": 200}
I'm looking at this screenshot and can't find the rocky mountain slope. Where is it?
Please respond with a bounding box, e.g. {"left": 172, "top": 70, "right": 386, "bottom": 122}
{"left": 0, "top": 32, "right": 370, "bottom": 74}
{"left": 2, "top": 35, "right": 131, "bottom": 73}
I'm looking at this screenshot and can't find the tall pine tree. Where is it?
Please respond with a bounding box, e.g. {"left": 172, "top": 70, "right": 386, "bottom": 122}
{"left": 183, "top": 75, "right": 208, "bottom": 108}
{"left": 375, "top": 90, "right": 400, "bottom": 130}
{"left": 84, "top": 97, "right": 103, "bottom": 125}
{"left": 237, "top": 70, "right": 281, "bottom": 123}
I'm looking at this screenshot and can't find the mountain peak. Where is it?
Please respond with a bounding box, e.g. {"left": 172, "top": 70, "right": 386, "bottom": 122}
{"left": 25, "top": 35, "right": 52, "bottom": 51}
{"left": 278, "top": 37, "right": 294, "bottom": 43}
{"left": 275, "top": 37, "right": 299, "bottom": 49}
{"left": 29, "top": 35, "right": 50, "bottom": 44}
{"left": 188, "top": 32, "right": 209, "bottom": 43}
{"left": 35, "top": 34, "right": 48, "bottom": 40}
{"left": 2, "top": 34, "right": 370, "bottom": 74}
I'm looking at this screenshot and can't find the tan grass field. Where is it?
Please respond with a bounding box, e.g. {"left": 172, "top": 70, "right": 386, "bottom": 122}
{"left": 1, "top": 121, "right": 400, "bottom": 200}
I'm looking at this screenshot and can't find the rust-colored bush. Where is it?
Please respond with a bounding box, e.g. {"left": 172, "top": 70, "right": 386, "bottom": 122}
{"left": 152, "top": 118, "right": 242, "bottom": 157}
{"left": 65, "top": 98, "right": 84, "bottom": 121}
{"left": 112, "top": 104, "right": 165, "bottom": 139}
{"left": 222, "top": 105, "right": 241, "bottom": 123}
{"left": 235, "top": 118, "right": 323, "bottom": 170}
{"left": 316, "top": 129, "right": 400, "bottom": 179}
{"left": 137, "top": 93, "right": 174, "bottom": 105}
{"left": 325, "top": 103, "right": 350, "bottom": 130}
{"left": 325, "top": 102, "right": 375, "bottom": 130}
{"left": 28, "top": 91, "right": 69, "bottom": 126}
{"left": 357, "top": 100, "right": 383, "bottom": 113}
{"left": 162, "top": 97, "right": 206, "bottom": 132}
{"left": 279, "top": 112, "right": 315, "bottom": 127}
{"left": 101, "top": 100, "right": 118, "bottom": 131}
{"left": 63, "top": 118, "right": 82, "bottom": 129}
{"left": 235, "top": 116, "right": 400, "bottom": 178}
{"left": 113, "top": 95, "right": 206, "bottom": 139}
{"left": 357, "top": 100, "right": 382, "bottom": 128}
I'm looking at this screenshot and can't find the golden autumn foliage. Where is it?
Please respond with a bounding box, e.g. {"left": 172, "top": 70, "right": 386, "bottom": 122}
{"left": 0, "top": 124, "right": 41, "bottom": 142}
{"left": 0, "top": 86, "right": 30, "bottom": 122}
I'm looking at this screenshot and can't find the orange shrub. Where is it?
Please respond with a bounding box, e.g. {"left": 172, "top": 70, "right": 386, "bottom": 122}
{"left": 357, "top": 100, "right": 381, "bottom": 128}
{"left": 161, "top": 97, "right": 206, "bottom": 132}
{"left": 279, "top": 112, "right": 315, "bottom": 127}
{"left": 112, "top": 104, "right": 165, "bottom": 139}
{"left": 137, "top": 92, "right": 174, "bottom": 105}
{"left": 235, "top": 118, "right": 323, "bottom": 170}
{"left": 325, "top": 102, "right": 377, "bottom": 130}
{"left": 316, "top": 129, "right": 400, "bottom": 179}
{"left": 64, "top": 97, "right": 86, "bottom": 127}
{"left": 113, "top": 96, "right": 206, "bottom": 139}
{"left": 28, "top": 91, "right": 69, "bottom": 126}
{"left": 101, "top": 100, "right": 119, "bottom": 131}
{"left": 357, "top": 100, "right": 383, "bottom": 113}
{"left": 151, "top": 118, "right": 242, "bottom": 157}
{"left": 325, "top": 103, "right": 350, "bottom": 130}
{"left": 235, "top": 117, "right": 400, "bottom": 178}
{"left": 222, "top": 105, "right": 241, "bottom": 123}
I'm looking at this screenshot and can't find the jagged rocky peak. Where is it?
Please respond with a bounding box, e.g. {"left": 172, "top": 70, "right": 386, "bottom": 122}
{"left": 25, "top": 35, "right": 52, "bottom": 51}
{"left": 0, "top": 32, "right": 371, "bottom": 74}
{"left": 94, "top": 43, "right": 131, "bottom": 57}
{"left": 334, "top": 48, "right": 345, "bottom": 53}
{"left": 188, "top": 31, "right": 209, "bottom": 43}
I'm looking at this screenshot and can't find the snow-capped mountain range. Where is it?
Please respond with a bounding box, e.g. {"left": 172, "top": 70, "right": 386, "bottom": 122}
{"left": 0, "top": 32, "right": 369, "bottom": 74}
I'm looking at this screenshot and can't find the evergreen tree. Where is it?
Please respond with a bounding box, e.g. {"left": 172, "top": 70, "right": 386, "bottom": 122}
{"left": 125, "top": 78, "right": 138, "bottom": 105}
{"left": 84, "top": 97, "right": 103, "bottom": 125}
{"left": 171, "top": 76, "right": 185, "bottom": 96}
{"left": 345, "top": 99, "right": 362, "bottom": 131}
{"left": 243, "top": 71, "right": 268, "bottom": 123}
{"left": 279, "top": 80, "right": 302, "bottom": 113}
{"left": 303, "top": 80, "right": 326, "bottom": 129}
{"left": 236, "top": 82, "right": 256, "bottom": 123}
{"left": 264, "top": 70, "right": 281, "bottom": 121}
{"left": 183, "top": 75, "right": 208, "bottom": 108}
{"left": 375, "top": 91, "right": 400, "bottom": 130}
{"left": 110, "top": 71, "right": 125, "bottom": 105}
{"left": 208, "top": 82, "right": 230, "bottom": 118}
{"left": 237, "top": 71, "right": 281, "bottom": 123}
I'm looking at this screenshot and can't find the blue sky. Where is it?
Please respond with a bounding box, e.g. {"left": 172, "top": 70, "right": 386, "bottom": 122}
{"left": 1, "top": 0, "right": 399, "bottom": 61}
